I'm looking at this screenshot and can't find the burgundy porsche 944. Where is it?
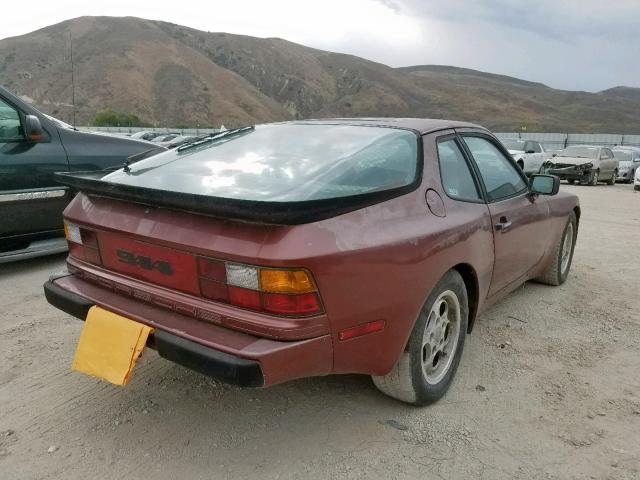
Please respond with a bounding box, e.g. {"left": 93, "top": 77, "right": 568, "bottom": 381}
{"left": 44, "top": 119, "right": 580, "bottom": 405}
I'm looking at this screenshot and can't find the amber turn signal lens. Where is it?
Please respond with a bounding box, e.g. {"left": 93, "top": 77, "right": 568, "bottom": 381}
{"left": 259, "top": 269, "right": 315, "bottom": 293}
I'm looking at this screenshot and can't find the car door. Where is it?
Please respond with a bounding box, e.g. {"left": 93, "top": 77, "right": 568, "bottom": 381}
{"left": 598, "top": 148, "right": 612, "bottom": 176}
{"left": 460, "top": 133, "right": 550, "bottom": 296}
{"left": 529, "top": 141, "right": 545, "bottom": 172}
{"left": 0, "top": 94, "right": 70, "bottom": 250}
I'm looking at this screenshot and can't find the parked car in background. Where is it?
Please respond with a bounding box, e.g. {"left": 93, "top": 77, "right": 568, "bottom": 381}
{"left": 635, "top": 167, "right": 640, "bottom": 191}
{"left": 0, "top": 85, "right": 165, "bottom": 263}
{"left": 543, "top": 145, "right": 618, "bottom": 185}
{"left": 166, "top": 135, "right": 198, "bottom": 149}
{"left": 151, "top": 134, "right": 181, "bottom": 147}
{"left": 612, "top": 147, "right": 640, "bottom": 184}
{"left": 130, "top": 131, "right": 163, "bottom": 141}
{"left": 45, "top": 119, "right": 580, "bottom": 405}
{"left": 501, "top": 139, "right": 548, "bottom": 175}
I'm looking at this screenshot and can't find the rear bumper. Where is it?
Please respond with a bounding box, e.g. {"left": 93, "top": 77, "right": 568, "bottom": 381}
{"left": 44, "top": 274, "right": 333, "bottom": 387}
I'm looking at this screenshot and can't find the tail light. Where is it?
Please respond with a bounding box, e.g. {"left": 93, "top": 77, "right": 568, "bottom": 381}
{"left": 64, "top": 221, "right": 102, "bottom": 265}
{"left": 198, "top": 257, "right": 323, "bottom": 317}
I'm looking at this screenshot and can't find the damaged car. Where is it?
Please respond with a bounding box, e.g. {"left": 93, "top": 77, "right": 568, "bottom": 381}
{"left": 542, "top": 145, "right": 618, "bottom": 185}
{"left": 44, "top": 119, "right": 580, "bottom": 405}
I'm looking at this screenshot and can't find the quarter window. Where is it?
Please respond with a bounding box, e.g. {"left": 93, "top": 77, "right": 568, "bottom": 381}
{"left": 0, "top": 98, "right": 23, "bottom": 141}
{"left": 437, "top": 138, "right": 481, "bottom": 201}
{"left": 462, "top": 136, "right": 527, "bottom": 202}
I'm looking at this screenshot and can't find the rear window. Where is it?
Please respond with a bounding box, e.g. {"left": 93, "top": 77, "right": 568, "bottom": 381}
{"left": 501, "top": 139, "right": 525, "bottom": 150}
{"left": 104, "top": 124, "right": 419, "bottom": 202}
{"left": 612, "top": 150, "right": 632, "bottom": 161}
{"left": 557, "top": 146, "right": 599, "bottom": 159}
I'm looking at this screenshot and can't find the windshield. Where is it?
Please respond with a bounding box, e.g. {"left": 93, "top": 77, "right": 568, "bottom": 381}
{"left": 612, "top": 151, "right": 632, "bottom": 161}
{"left": 557, "top": 146, "right": 599, "bottom": 159}
{"left": 103, "top": 123, "right": 419, "bottom": 202}
{"left": 502, "top": 139, "right": 525, "bottom": 150}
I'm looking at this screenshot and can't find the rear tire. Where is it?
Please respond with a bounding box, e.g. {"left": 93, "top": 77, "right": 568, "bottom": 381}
{"left": 535, "top": 211, "right": 577, "bottom": 286}
{"left": 568, "top": 179, "right": 575, "bottom": 185}
{"left": 372, "top": 270, "right": 468, "bottom": 405}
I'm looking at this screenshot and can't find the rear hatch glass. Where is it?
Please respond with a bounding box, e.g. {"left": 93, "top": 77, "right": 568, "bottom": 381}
{"left": 102, "top": 123, "right": 419, "bottom": 202}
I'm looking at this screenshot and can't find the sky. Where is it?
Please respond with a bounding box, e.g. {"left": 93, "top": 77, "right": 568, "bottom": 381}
{"left": 1, "top": 0, "right": 638, "bottom": 92}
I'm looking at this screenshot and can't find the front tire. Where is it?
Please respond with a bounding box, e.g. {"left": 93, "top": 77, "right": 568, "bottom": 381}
{"left": 535, "top": 211, "right": 577, "bottom": 286}
{"left": 588, "top": 170, "right": 599, "bottom": 186}
{"left": 372, "top": 270, "right": 468, "bottom": 405}
{"left": 568, "top": 179, "right": 576, "bottom": 185}
{"left": 607, "top": 171, "right": 617, "bottom": 185}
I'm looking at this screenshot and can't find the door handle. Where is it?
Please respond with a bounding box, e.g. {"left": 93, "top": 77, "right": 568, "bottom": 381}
{"left": 495, "top": 216, "right": 512, "bottom": 233}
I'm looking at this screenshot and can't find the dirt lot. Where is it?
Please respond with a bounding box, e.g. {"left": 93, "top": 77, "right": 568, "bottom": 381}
{"left": 1, "top": 184, "right": 639, "bottom": 480}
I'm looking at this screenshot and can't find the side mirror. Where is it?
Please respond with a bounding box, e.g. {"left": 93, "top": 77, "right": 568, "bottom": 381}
{"left": 530, "top": 174, "right": 560, "bottom": 196}
{"left": 24, "top": 114, "right": 46, "bottom": 142}
{"left": 552, "top": 153, "right": 558, "bottom": 157}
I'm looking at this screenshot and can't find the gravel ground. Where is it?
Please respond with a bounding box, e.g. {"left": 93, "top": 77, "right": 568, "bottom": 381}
{"left": 1, "top": 184, "right": 639, "bottom": 480}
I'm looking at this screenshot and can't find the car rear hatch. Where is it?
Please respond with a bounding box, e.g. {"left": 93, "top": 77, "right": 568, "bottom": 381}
{"left": 61, "top": 192, "right": 331, "bottom": 341}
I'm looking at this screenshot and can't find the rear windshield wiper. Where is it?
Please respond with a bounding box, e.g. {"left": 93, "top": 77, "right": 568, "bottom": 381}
{"left": 176, "top": 126, "right": 255, "bottom": 152}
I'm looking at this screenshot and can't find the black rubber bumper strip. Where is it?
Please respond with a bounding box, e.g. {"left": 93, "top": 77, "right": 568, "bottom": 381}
{"left": 44, "top": 278, "right": 93, "bottom": 320}
{"left": 154, "top": 330, "right": 264, "bottom": 388}
{"left": 43, "top": 277, "right": 264, "bottom": 388}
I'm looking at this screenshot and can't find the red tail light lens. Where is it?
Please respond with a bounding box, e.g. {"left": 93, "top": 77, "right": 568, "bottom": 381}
{"left": 262, "top": 292, "right": 321, "bottom": 315}
{"left": 228, "top": 286, "right": 261, "bottom": 311}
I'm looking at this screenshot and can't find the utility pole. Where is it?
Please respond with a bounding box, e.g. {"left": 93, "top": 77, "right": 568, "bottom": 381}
{"left": 69, "top": 32, "right": 76, "bottom": 127}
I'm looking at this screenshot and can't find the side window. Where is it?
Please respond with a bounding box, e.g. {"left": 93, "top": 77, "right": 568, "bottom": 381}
{"left": 0, "top": 98, "right": 23, "bottom": 141}
{"left": 462, "top": 136, "right": 528, "bottom": 202}
{"left": 532, "top": 142, "right": 542, "bottom": 153}
{"left": 436, "top": 138, "right": 481, "bottom": 201}
{"left": 600, "top": 149, "right": 609, "bottom": 159}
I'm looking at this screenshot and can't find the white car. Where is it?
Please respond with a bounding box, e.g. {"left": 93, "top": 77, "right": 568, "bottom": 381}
{"left": 635, "top": 166, "right": 640, "bottom": 191}
{"left": 612, "top": 147, "right": 640, "bottom": 184}
{"left": 501, "top": 139, "right": 548, "bottom": 175}
{"left": 543, "top": 145, "right": 619, "bottom": 185}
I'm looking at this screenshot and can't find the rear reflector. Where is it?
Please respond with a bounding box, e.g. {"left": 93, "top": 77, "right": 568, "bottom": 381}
{"left": 338, "top": 320, "right": 386, "bottom": 341}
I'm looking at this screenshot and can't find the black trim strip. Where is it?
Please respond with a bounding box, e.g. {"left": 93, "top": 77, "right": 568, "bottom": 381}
{"left": 154, "top": 330, "right": 264, "bottom": 387}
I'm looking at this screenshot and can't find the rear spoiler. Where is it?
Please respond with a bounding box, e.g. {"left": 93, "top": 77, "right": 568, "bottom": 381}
{"left": 54, "top": 171, "right": 417, "bottom": 225}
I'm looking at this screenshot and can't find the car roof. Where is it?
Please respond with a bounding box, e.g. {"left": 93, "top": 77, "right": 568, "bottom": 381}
{"left": 288, "top": 118, "right": 487, "bottom": 135}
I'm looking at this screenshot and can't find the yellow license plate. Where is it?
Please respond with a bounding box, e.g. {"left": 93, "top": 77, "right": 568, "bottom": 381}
{"left": 72, "top": 306, "right": 153, "bottom": 386}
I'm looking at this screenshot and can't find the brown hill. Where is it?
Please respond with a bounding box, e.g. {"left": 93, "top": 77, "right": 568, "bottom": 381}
{"left": 1, "top": 16, "right": 640, "bottom": 132}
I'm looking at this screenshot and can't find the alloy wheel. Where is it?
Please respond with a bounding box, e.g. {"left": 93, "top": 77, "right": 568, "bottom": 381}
{"left": 561, "top": 222, "right": 574, "bottom": 275}
{"left": 421, "top": 290, "right": 461, "bottom": 385}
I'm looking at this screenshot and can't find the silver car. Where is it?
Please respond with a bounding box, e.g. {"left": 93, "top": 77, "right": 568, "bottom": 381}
{"left": 501, "top": 139, "right": 548, "bottom": 175}
{"left": 612, "top": 147, "right": 640, "bottom": 184}
{"left": 543, "top": 145, "right": 619, "bottom": 185}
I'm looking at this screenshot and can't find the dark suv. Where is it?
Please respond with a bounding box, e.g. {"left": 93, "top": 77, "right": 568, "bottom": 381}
{"left": 0, "top": 86, "right": 164, "bottom": 262}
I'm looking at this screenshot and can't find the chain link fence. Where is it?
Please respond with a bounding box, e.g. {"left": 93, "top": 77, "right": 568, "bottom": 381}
{"left": 494, "top": 132, "right": 640, "bottom": 153}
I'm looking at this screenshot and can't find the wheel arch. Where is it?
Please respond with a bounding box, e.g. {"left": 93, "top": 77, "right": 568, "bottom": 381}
{"left": 451, "top": 263, "right": 479, "bottom": 333}
{"left": 573, "top": 205, "right": 581, "bottom": 228}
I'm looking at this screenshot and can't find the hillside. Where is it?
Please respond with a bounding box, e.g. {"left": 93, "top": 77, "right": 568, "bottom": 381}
{"left": 1, "top": 16, "right": 640, "bottom": 132}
